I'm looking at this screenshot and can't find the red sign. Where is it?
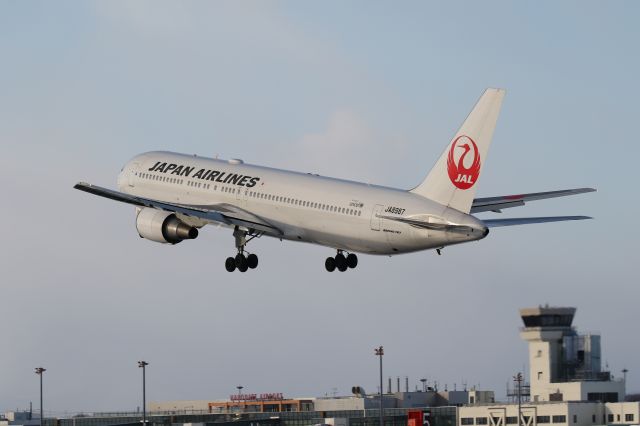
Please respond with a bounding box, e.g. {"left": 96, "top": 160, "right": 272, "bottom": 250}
{"left": 231, "top": 394, "right": 257, "bottom": 401}
{"left": 447, "top": 135, "right": 481, "bottom": 190}
{"left": 230, "top": 393, "right": 284, "bottom": 402}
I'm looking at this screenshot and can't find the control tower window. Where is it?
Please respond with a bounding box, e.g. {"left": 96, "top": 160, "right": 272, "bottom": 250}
{"left": 522, "top": 314, "right": 574, "bottom": 327}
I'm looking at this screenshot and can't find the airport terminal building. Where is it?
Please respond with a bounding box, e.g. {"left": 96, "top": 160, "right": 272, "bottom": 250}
{"left": 3, "top": 306, "right": 637, "bottom": 426}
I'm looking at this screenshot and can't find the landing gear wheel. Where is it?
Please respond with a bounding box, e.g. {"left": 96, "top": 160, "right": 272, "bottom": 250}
{"left": 346, "top": 253, "right": 358, "bottom": 269}
{"left": 335, "top": 253, "right": 348, "bottom": 272}
{"left": 225, "top": 257, "right": 236, "bottom": 272}
{"left": 229, "top": 226, "right": 262, "bottom": 271}
{"left": 247, "top": 253, "right": 259, "bottom": 269}
{"left": 325, "top": 257, "right": 336, "bottom": 272}
{"left": 236, "top": 253, "right": 249, "bottom": 272}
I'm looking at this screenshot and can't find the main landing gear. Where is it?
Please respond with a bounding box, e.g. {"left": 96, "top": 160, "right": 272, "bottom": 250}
{"left": 325, "top": 250, "right": 358, "bottom": 272}
{"left": 225, "top": 227, "right": 260, "bottom": 273}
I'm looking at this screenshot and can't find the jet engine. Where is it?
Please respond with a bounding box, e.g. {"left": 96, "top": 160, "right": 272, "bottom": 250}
{"left": 135, "top": 207, "right": 198, "bottom": 244}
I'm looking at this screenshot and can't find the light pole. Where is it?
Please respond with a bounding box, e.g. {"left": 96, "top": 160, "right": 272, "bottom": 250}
{"left": 513, "top": 373, "right": 523, "bottom": 426}
{"left": 375, "top": 346, "right": 384, "bottom": 426}
{"left": 138, "top": 361, "right": 149, "bottom": 426}
{"left": 35, "top": 367, "right": 46, "bottom": 426}
{"left": 237, "top": 386, "right": 244, "bottom": 413}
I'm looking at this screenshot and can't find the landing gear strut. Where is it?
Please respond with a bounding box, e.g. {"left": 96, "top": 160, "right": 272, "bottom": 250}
{"left": 225, "top": 227, "right": 260, "bottom": 272}
{"left": 325, "top": 250, "right": 358, "bottom": 272}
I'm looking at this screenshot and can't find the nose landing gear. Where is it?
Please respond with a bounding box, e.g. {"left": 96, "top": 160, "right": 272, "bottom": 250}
{"left": 325, "top": 250, "right": 358, "bottom": 272}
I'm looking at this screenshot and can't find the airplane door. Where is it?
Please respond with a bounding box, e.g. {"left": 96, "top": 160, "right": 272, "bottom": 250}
{"left": 128, "top": 162, "right": 140, "bottom": 187}
{"left": 237, "top": 187, "right": 248, "bottom": 206}
{"left": 370, "top": 204, "right": 384, "bottom": 231}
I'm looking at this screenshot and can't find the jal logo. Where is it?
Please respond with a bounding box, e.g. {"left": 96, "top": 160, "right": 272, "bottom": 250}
{"left": 447, "top": 135, "right": 481, "bottom": 190}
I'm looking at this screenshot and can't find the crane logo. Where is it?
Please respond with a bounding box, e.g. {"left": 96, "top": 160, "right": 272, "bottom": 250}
{"left": 447, "top": 135, "right": 481, "bottom": 190}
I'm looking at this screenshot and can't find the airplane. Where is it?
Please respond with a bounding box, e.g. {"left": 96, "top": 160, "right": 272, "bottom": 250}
{"left": 75, "top": 88, "right": 595, "bottom": 273}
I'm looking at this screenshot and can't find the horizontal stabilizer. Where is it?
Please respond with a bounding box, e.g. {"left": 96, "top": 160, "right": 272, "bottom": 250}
{"left": 482, "top": 216, "right": 592, "bottom": 228}
{"left": 471, "top": 188, "right": 596, "bottom": 213}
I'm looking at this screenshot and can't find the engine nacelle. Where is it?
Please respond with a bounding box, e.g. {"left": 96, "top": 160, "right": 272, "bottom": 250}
{"left": 136, "top": 208, "right": 198, "bottom": 244}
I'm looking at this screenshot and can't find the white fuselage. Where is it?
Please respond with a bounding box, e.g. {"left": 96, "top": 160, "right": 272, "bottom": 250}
{"left": 117, "top": 151, "right": 488, "bottom": 255}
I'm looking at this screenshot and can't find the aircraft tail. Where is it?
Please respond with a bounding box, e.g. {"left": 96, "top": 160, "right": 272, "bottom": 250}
{"left": 410, "top": 88, "right": 505, "bottom": 213}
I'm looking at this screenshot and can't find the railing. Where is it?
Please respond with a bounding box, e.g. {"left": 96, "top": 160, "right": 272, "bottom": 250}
{"left": 567, "top": 371, "right": 612, "bottom": 382}
{"left": 49, "top": 406, "right": 458, "bottom": 421}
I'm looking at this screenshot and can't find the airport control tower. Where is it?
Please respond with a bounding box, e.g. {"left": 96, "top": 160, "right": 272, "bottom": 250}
{"left": 520, "top": 306, "right": 625, "bottom": 403}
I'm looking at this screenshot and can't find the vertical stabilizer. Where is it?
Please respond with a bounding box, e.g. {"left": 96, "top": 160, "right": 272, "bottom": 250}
{"left": 410, "top": 88, "right": 505, "bottom": 213}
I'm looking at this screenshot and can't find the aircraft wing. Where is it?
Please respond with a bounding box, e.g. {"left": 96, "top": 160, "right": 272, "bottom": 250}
{"left": 471, "top": 188, "right": 596, "bottom": 213}
{"left": 74, "top": 182, "right": 283, "bottom": 235}
{"left": 482, "top": 216, "right": 592, "bottom": 228}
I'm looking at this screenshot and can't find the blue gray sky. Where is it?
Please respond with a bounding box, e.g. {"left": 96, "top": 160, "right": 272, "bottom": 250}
{"left": 1, "top": 0, "right": 639, "bottom": 414}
